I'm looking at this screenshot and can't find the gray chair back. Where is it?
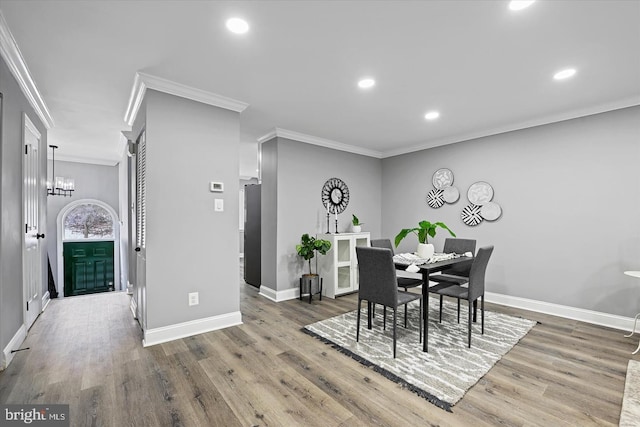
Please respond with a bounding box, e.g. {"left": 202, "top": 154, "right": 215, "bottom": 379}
{"left": 356, "top": 246, "right": 398, "bottom": 307}
{"left": 370, "top": 239, "right": 395, "bottom": 254}
{"left": 442, "top": 238, "right": 477, "bottom": 277}
{"left": 468, "top": 246, "right": 494, "bottom": 301}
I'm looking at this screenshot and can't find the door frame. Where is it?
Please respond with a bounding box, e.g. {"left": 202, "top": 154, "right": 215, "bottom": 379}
{"left": 56, "top": 198, "right": 120, "bottom": 298}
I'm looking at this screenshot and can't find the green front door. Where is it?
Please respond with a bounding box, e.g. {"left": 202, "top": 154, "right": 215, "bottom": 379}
{"left": 63, "top": 241, "right": 114, "bottom": 297}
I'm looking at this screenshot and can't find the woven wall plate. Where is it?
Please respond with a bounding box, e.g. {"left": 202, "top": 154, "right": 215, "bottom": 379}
{"left": 480, "top": 202, "right": 502, "bottom": 221}
{"left": 442, "top": 186, "right": 460, "bottom": 204}
{"left": 432, "top": 168, "right": 454, "bottom": 190}
{"left": 461, "top": 204, "right": 483, "bottom": 226}
{"left": 427, "top": 189, "right": 444, "bottom": 208}
{"left": 467, "top": 181, "right": 494, "bottom": 205}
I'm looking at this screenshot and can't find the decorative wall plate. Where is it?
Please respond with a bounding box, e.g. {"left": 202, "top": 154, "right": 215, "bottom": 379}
{"left": 432, "top": 168, "right": 454, "bottom": 190}
{"left": 461, "top": 204, "right": 483, "bottom": 226}
{"left": 427, "top": 189, "right": 444, "bottom": 208}
{"left": 480, "top": 202, "right": 502, "bottom": 221}
{"left": 467, "top": 181, "right": 494, "bottom": 205}
{"left": 321, "top": 177, "right": 350, "bottom": 214}
{"left": 442, "top": 186, "right": 460, "bottom": 204}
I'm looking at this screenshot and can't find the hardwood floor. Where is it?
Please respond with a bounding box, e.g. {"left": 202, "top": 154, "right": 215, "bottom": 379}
{"left": 0, "top": 279, "right": 635, "bottom": 426}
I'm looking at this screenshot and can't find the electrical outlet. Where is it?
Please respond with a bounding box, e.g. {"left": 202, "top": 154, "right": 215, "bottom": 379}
{"left": 188, "top": 292, "right": 199, "bottom": 306}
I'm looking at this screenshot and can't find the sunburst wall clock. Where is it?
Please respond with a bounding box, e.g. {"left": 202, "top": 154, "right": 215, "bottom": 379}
{"left": 321, "top": 177, "right": 350, "bottom": 214}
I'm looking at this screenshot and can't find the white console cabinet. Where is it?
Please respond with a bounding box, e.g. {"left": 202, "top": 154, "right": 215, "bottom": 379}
{"left": 318, "top": 232, "right": 370, "bottom": 298}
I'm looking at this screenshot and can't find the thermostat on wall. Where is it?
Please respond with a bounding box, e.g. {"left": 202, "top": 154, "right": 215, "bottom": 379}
{"left": 210, "top": 181, "right": 224, "bottom": 192}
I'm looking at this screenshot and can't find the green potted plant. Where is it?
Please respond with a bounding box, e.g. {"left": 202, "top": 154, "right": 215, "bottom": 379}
{"left": 351, "top": 214, "right": 364, "bottom": 233}
{"left": 394, "top": 220, "right": 456, "bottom": 259}
{"left": 296, "top": 233, "right": 332, "bottom": 300}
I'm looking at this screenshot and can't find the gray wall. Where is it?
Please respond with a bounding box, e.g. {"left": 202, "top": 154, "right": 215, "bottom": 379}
{"left": 143, "top": 89, "right": 240, "bottom": 329}
{"left": 382, "top": 106, "right": 640, "bottom": 317}
{"left": 0, "top": 55, "right": 48, "bottom": 354}
{"left": 260, "top": 140, "right": 278, "bottom": 290}
{"left": 46, "top": 160, "right": 119, "bottom": 290}
{"left": 261, "top": 137, "right": 382, "bottom": 292}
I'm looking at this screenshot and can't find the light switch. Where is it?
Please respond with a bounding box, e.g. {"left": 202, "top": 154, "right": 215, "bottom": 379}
{"left": 214, "top": 199, "right": 224, "bottom": 212}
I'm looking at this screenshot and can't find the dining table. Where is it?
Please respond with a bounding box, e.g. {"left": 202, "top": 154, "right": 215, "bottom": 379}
{"left": 394, "top": 255, "right": 474, "bottom": 352}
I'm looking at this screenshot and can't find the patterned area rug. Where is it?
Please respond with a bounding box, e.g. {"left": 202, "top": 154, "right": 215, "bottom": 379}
{"left": 620, "top": 359, "right": 640, "bottom": 426}
{"left": 303, "top": 298, "right": 536, "bottom": 411}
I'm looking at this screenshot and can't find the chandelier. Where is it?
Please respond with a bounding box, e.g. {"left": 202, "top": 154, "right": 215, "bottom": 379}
{"left": 46, "top": 145, "right": 74, "bottom": 197}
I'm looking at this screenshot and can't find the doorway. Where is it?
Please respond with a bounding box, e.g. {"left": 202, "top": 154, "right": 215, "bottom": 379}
{"left": 56, "top": 199, "right": 120, "bottom": 297}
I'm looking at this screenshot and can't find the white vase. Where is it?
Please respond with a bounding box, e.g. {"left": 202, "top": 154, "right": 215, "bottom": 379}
{"left": 352, "top": 225, "right": 362, "bottom": 233}
{"left": 416, "top": 243, "right": 434, "bottom": 260}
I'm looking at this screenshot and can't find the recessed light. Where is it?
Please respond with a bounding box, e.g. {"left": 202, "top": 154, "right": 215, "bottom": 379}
{"left": 358, "top": 78, "right": 375, "bottom": 89}
{"left": 226, "top": 18, "right": 249, "bottom": 34}
{"left": 553, "top": 68, "right": 576, "bottom": 80}
{"left": 424, "top": 111, "right": 440, "bottom": 120}
{"left": 509, "top": 1, "right": 535, "bottom": 11}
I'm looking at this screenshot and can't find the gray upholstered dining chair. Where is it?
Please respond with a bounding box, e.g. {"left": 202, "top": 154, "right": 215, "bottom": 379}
{"left": 430, "top": 238, "right": 477, "bottom": 284}
{"left": 430, "top": 246, "right": 494, "bottom": 348}
{"left": 355, "top": 246, "right": 422, "bottom": 358}
{"left": 370, "top": 239, "right": 423, "bottom": 328}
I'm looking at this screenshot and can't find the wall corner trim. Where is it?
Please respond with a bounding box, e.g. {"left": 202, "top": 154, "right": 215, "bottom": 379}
{"left": 0, "top": 11, "right": 54, "bottom": 129}
{"left": 257, "top": 127, "right": 383, "bottom": 159}
{"left": 124, "top": 71, "right": 249, "bottom": 126}
{"left": 41, "top": 291, "right": 51, "bottom": 311}
{"left": 485, "top": 291, "right": 634, "bottom": 332}
{"left": 2, "top": 325, "right": 27, "bottom": 371}
{"left": 258, "top": 286, "right": 299, "bottom": 302}
{"left": 142, "top": 311, "right": 243, "bottom": 347}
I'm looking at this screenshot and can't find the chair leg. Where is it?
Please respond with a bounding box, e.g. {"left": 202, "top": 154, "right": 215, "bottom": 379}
{"left": 439, "top": 295, "right": 443, "bottom": 323}
{"left": 299, "top": 278, "right": 302, "bottom": 301}
{"left": 404, "top": 303, "right": 408, "bottom": 328}
{"left": 393, "top": 308, "right": 397, "bottom": 358}
{"left": 473, "top": 299, "right": 478, "bottom": 322}
{"left": 481, "top": 295, "right": 485, "bottom": 335}
{"left": 367, "top": 301, "right": 372, "bottom": 329}
{"left": 457, "top": 298, "right": 460, "bottom": 323}
{"left": 468, "top": 300, "right": 473, "bottom": 348}
{"left": 419, "top": 298, "right": 423, "bottom": 344}
{"left": 357, "top": 299, "right": 362, "bottom": 342}
{"left": 383, "top": 306, "right": 387, "bottom": 330}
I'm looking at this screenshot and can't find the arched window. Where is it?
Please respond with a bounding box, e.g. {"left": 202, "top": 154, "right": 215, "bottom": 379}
{"left": 63, "top": 203, "right": 115, "bottom": 240}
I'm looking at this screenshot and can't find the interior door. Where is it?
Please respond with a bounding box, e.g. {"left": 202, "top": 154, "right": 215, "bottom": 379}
{"left": 23, "top": 114, "right": 42, "bottom": 330}
{"left": 135, "top": 130, "right": 147, "bottom": 330}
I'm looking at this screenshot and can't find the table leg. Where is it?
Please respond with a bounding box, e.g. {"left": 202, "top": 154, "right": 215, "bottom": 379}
{"left": 423, "top": 270, "right": 429, "bottom": 352}
{"left": 625, "top": 313, "right": 640, "bottom": 338}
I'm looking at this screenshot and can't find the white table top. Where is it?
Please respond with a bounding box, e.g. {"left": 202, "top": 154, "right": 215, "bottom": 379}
{"left": 624, "top": 271, "right": 640, "bottom": 278}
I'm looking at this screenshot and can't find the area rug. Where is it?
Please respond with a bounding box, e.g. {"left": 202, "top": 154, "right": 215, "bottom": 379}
{"left": 303, "top": 298, "right": 536, "bottom": 411}
{"left": 620, "top": 359, "right": 640, "bottom": 426}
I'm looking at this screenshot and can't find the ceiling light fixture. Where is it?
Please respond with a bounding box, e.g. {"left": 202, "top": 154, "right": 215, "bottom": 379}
{"left": 226, "top": 18, "right": 249, "bottom": 34}
{"left": 47, "top": 145, "right": 75, "bottom": 197}
{"left": 553, "top": 68, "right": 576, "bottom": 80}
{"left": 358, "top": 78, "right": 375, "bottom": 89}
{"left": 424, "top": 111, "right": 440, "bottom": 120}
{"left": 508, "top": 1, "right": 535, "bottom": 11}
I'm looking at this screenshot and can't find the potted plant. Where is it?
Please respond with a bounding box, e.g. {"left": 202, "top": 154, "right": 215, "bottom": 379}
{"left": 296, "top": 233, "right": 332, "bottom": 300}
{"left": 394, "top": 220, "right": 456, "bottom": 259}
{"left": 351, "top": 214, "right": 364, "bottom": 233}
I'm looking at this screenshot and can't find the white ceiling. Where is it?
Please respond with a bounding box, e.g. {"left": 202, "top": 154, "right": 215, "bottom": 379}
{"left": 1, "top": 0, "right": 639, "bottom": 174}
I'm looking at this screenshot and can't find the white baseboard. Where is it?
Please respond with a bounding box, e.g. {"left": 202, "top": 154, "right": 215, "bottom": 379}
{"left": 485, "top": 292, "right": 633, "bottom": 332}
{"left": 129, "top": 296, "right": 138, "bottom": 319}
{"left": 2, "top": 325, "right": 27, "bottom": 370}
{"left": 259, "top": 286, "right": 298, "bottom": 302}
{"left": 41, "top": 291, "right": 51, "bottom": 311}
{"left": 142, "top": 311, "right": 243, "bottom": 347}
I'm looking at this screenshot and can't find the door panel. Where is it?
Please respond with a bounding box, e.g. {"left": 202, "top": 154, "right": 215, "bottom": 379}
{"left": 23, "top": 114, "right": 42, "bottom": 330}
{"left": 64, "top": 241, "right": 114, "bottom": 296}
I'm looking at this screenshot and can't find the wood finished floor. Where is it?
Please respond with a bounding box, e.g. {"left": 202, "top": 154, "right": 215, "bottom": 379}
{"left": 0, "top": 280, "right": 636, "bottom": 426}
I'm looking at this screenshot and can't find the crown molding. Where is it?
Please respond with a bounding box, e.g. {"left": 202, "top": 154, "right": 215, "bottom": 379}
{"left": 257, "top": 127, "right": 383, "bottom": 159}
{"left": 0, "top": 11, "right": 54, "bottom": 129}
{"left": 381, "top": 97, "right": 640, "bottom": 158}
{"left": 125, "top": 71, "right": 249, "bottom": 126}
{"left": 49, "top": 153, "right": 120, "bottom": 167}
